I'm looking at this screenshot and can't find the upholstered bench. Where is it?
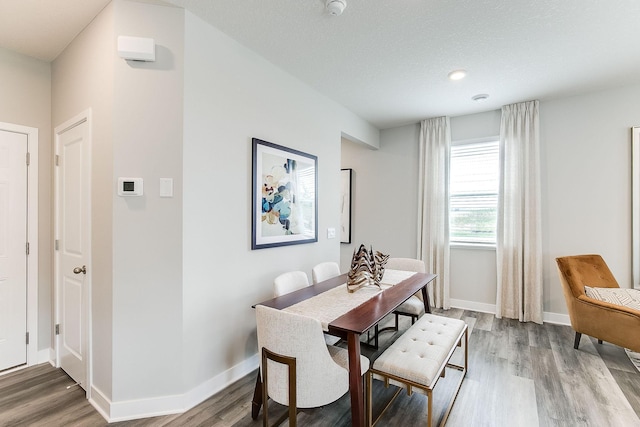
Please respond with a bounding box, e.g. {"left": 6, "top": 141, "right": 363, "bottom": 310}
{"left": 366, "top": 314, "right": 468, "bottom": 427}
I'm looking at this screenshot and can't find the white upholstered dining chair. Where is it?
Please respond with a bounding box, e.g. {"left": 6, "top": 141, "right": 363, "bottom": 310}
{"left": 273, "top": 271, "right": 310, "bottom": 298}
{"left": 256, "top": 305, "right": 370, "bottom": 426}
{"left": 273, "top": 270, "right": 340, "bottom": 345}
{"left": 310, "top": 262, "right": 342, "bottom": 345}
{"left": 311, "top": 261, "right": 341, "bottom": 284}
{"left": 381, "top": 257, "right": 427, "bottom": 331}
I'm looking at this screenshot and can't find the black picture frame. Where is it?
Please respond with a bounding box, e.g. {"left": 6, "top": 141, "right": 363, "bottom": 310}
{"left": 340, "top": 168, "right": 352, "bottom": 243}
{"left": 252, "top": 138, "right": 318, "bottom": 249}
{"left": 632, "top": 127, "right": 640, "bottom": 289}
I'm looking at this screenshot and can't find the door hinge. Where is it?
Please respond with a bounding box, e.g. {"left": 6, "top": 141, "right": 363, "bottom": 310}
{"left": 55, "top": 324, "right": 60, "bottom": 335}
{"left": 26, "top": 152, "right": 30, "bottom": 166}
{"left": 26, "top": 332, "right": 30, "bottom": 345}
{"left": 55, "top": 239, "right": 59, "bottom": 251}
{"left": 26, "top": 242, "right": 29, "bottom": 255}
{"left": 55, "top": 154, "right": 59, "bottom": 166}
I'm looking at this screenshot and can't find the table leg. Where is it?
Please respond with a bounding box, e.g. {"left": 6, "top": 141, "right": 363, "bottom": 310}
{"left": 421, "top": 286, "right": 432, "bottom": 314}
{"left": 347, "top": 332, "right": 365, "bottom": 427}
{"left": 251, "top": 370, "right": 262, "bottom": 420}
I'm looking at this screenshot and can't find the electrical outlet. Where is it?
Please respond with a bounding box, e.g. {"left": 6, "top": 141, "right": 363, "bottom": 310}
{"left": 327, "top": 227, "right": 336, "bottom": 239}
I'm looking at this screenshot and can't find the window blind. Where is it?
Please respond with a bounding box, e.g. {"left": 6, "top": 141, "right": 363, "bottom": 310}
{"left": 295, "top": 164, "right": 316, "bottom": 236}
{"left": 449, "top": 140, "right": 499, "bottom": 244}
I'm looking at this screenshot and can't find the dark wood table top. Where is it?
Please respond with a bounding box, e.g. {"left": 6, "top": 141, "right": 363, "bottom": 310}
{"left": 328, "top": 272, "right": 436, "bottom": 336}
{"left": 252, "top": 273, "right": 350, "bottom": 310}
{"left": 253, "top": 271, "right": 437, "bottom": 336}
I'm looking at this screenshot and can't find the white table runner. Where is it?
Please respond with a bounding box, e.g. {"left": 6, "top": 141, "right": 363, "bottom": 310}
{"left": 283, "top": 269, "right": 417, "bottom": 331}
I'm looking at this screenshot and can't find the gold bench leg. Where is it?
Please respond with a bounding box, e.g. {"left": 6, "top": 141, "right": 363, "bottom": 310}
{"left": 427, "top": 389, "right": 433, "bottom": 427}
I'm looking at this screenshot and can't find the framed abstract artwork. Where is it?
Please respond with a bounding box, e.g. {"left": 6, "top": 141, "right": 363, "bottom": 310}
{"left": 252, "top": 138, "right": 318, "bottom": 249}
{"left": 340, "top": 168, "right": 352, "bottom": 243}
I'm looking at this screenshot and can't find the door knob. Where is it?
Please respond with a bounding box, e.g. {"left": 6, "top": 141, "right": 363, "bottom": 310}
{"left": 73, "top": 265, "right": 87, "bottom": 275}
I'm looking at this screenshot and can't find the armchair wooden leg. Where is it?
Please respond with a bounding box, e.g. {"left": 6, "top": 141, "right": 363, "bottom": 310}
{"left": 574, "top": 332, "right": 582, "bottom": 349}
{"left": 262, "top": 347, "right": 297, "bottom": 427}
{"left": 251, "top": 371, "right": 263, "bottom": 420}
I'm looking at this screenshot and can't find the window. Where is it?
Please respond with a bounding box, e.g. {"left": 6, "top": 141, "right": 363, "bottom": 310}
{"left": 295, "top": 164, "right": 316, "bottom": 237}
{"left": 449, "top": 138, "right": 499, "bottom": 245}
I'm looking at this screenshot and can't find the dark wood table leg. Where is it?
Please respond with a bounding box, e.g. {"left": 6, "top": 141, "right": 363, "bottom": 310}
{"left": 421, "top": 286, "right": 432, "bottom": 314}
{"left": 347, "top": 332, "right": 364, "bottom": 427}
{"left": 251, "top": 370, "right": 263, "bottom": 419}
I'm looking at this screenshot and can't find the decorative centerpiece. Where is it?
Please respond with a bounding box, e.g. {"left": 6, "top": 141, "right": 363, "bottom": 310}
{"left": 347, "top": 244, "right": 389, "bottom": 293}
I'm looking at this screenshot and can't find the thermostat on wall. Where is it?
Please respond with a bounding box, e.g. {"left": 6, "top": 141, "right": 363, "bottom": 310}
{"left": 118, "top": 177, "right": 144, "bottom": 196}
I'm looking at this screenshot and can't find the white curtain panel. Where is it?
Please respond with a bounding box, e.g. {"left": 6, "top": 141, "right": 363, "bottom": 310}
{"left": 496, "top": 100, "right": 543, "bottom": 323}
{"left": 417, "top": 117, "right": 450, "bottom": 309}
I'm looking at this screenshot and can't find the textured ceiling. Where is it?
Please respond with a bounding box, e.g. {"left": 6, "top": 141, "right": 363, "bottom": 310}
{"left": 2, "top": 0, "right": 640, "bottom": 129}
{"left": 166, "top": 0, "right": 640, "bottom": 129}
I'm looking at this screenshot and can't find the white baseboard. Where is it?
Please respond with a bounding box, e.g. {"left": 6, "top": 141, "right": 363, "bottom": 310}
{"left": 183, "top": 353, "right": 259, "bottom": 409}
{"left": 91, "top": 353, "right": 260, "bottom": 423}
{"left": 542, "top": 312, "right": 570, "bottom": 325}
{"left": 449, "top": 298, "right": 571, "bottom": 325}
{"left": 449, "top": 298, "right": 496, "bottom": 314}
{"left": 38, "top": 348, "right": 50, "bottom": 365}
{"left": 101, "top": 389, "right": 184, "bottom": 422}
{"left": 89, "top": 385, "right": 113, "bottom": 422}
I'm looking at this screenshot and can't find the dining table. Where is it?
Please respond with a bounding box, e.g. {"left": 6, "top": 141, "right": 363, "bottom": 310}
{"left": 251, "top": 270, "right": 437, "bottom": 427}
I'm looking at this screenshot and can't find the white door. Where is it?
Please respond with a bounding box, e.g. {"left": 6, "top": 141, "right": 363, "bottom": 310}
{"left": 56, "top": 116, "right": 90, "bottom": 390}
{"left": 0, "top": 130, "right": 28, "bottom": 371}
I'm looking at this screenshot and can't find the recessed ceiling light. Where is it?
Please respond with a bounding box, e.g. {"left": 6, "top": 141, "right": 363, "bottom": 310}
{"left": 447, "top": 70, "right": 466, "bottom": 81}
{"left": 472, "top": 93, "right": 489, "bottom": 102}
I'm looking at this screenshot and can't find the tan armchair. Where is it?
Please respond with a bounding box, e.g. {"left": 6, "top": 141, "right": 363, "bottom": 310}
{"left": 556, "top": 254, "right": 640, "bottom": 353}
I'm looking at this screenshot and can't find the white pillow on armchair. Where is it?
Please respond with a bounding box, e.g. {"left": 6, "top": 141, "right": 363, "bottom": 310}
{"left": 584, "top": 286, "right": 640, "bottom": 311}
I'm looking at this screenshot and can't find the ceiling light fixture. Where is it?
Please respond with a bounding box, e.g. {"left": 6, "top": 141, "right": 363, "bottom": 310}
{"left": 447, "top": 70, "right": 466, "bottom": 81}
{"left": 326, "top": 0, "right": 347, "bottom": 16}
{"left": 472, "top": 93, "right": 489, "bottom": 102}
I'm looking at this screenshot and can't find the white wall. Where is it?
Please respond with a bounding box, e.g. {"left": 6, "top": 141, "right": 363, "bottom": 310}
{"left": 342, "top": 85, "right": 640, "bottom": 319}
{"left": 542, "top": 84, "right": 640, "bottom": 315}
{"left": 111, "top": 0, "right": 184, "bottom": 404}
{"left": 340, "top": 124, "right": 420, "bottom": 269}
{"left": 182, "top": 10, "right": 379, "bottom": 393}
{"left": 53, "top": 0, "right": 186, "bottom": 410}
{"left": 0, "top": 47, "right": 51, "bottom": 351}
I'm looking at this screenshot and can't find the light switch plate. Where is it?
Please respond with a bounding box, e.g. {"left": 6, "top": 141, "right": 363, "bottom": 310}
{"left": 159, "top": 178, "right": 173, "bottom": 197}
{"left": 327, "top": 227, "right": 336, "bottom": 239}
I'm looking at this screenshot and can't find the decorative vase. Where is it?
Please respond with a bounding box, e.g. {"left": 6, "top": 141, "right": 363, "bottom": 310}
{"left": 347, "top": 244, "right": 389, "bottom": 293}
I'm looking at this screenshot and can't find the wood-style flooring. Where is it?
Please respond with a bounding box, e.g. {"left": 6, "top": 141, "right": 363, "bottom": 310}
{"left": 1, "top": 309, "right": 639, "bottom": 426}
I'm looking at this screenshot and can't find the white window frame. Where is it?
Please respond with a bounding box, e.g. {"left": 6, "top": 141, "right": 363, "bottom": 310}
{"left": 449, "top": 136, "right": 499, "bottom": 249}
